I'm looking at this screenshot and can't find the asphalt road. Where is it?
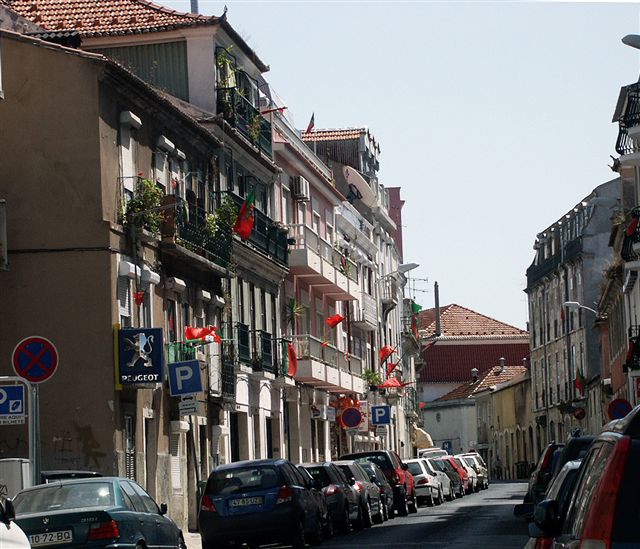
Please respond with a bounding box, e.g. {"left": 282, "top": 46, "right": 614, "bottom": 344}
{"left": 185, "top": 481, "right": 529, "bottom": 549}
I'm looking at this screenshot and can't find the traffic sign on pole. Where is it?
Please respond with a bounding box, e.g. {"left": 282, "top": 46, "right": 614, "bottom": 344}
{"left": 167, "top": 360, "right": 202, "bottom": 396}
{"left": 12, "top": 336, "right": 59, "bottom": 383}
{"left": 340, "top": 407, "right": 362, "bottom": 429}
{"left": 0, "top": 384, "right": 25, "bottom": 424}
{"left": 370, "top": 405, "right": 391, "bottom": 425}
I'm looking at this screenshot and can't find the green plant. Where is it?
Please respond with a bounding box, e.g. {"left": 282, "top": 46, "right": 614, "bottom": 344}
{"left": 362, "top": 369, "right": 382, "bottom": 387}
{"left": 285, "top": 299, "right": 304, "bottom": 333}
{"left": 204, "top": 212, "right": 218, "bottom": 238}
{"left": 125, "top": 178, "right": 164, "bottom": 235}
{"left": 248, "top": 114, "right": 262, "bottom": 144}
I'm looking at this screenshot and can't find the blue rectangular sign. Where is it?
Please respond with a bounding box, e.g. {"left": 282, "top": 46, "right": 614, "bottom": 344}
{"left": 0, "top": 385, "right": 25, "bottom": 424}
{"left": 118, "top": 328, "right": 164, "bottom": 385}
{"left": 370, "top": 404, "right": 391, "bottom": 425}
{"left": 168, "top": 360, "right": 203, "bottom": 396}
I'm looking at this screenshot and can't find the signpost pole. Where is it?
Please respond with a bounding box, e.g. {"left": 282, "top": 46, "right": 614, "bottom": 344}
{"left": 33, "top": 383, "right": 41, "bottom": 485}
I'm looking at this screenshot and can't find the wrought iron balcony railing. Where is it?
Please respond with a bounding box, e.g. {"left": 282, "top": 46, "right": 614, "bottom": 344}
{"left": 221, "top": 191, "right": 288, "bottom": 266}
{"left": 236, "top": 322, "right": 252, "bottom": 364}
{"left": 290, "top": 334, "right": 363, "bottom": 376}
{"left": 216, "top": 87, "right": 273, "bottom": 158}
{"left": 615, "top": 82, "right": 640, "bottom": 156}
{"left": 253, "top": 330, "right": 275, "bottom": 374}
{"left": 621, "top": 208, "right": 640, "bottom": 262}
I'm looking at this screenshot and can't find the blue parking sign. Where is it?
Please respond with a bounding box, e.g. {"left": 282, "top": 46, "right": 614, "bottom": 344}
{"left": 370, "top": 405, "right": 391, "bottom": 425}
{"left": 167, "top": 360, "right": 203, "bottom": 396}
{"left": 0, "top": 385, "right": 25, "bottom": 424}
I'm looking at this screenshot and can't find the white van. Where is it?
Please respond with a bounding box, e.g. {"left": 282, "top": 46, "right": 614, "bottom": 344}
{"left": 0, "top": 499, "right": 30, "bottom": 549}
{"left": 417, "top": 448, "right": 449, "bottom": 459}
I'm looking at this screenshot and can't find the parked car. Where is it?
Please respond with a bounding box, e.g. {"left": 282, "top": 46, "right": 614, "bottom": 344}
{"left": 550, "top": 435, "right": 594, "bottom": 479}
{"left": 417, "top": 448, "right": 449, "bottom": 459}
{"left": 425, "top": 458, "right": 454, "bottom": 501}
{"left": 297, "top": 465, "right": 333, "bottom": 538}
{"left": 519, "top": 460, "right": 582, "bottom": 549}
{"left": 523, "top": 442, "right": 565, "bottom": 506}
{"left": 459, "top": 453, "right": 489, "bottom": 489}
{"left": 441, "top": 456, "right": 469, "bottom": 496}
{"left": 199, "top": 459, "right": 324, "bottom": 548}
{"left": 432, "top": 457, "right": 463, "bottom": 499}
{"left": 339, "top": 450, "right": 417, "bottom": 516}
{"left": 302, "top": 461, "right": 360, "bottom": 534}
{"left": 454, "top": 457, "right": 478, "bottom": 493}
{"left": 0, "top": 499, "right": 30, "bottom": 549}
{"left": 357, "top": 461, "right": 394, "bottom": 521}
{"left": 11, "top": 476, "right": 186, "bottom": 549}
{"left": 334, "top": 460, "right": 383, "bottom": 527}
{"left": 405, "top": 459, "right": 440, "bottom": 506}
{"left": 539, "top": 406, "right": 640, "bottom": 548}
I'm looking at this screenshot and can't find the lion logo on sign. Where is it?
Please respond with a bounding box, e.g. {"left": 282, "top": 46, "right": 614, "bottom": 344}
{"left": 123, "top": 333, "right": 155, "bottom": 369}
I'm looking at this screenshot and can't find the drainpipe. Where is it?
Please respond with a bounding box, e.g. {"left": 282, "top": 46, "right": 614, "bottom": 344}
{"left": 190, "top": 0, "right": 199, "bottom": 13}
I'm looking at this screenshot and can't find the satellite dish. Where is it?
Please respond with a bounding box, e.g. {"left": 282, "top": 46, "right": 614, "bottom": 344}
{"left": 622, "top": 34, "right": 640, "bottom": 50}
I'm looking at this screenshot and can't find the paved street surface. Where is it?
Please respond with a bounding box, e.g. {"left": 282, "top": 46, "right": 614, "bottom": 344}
{"left": 184, "top": 481, "right": 528, "bottom": 549}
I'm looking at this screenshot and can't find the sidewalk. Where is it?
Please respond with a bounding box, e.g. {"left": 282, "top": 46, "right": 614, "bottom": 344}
{"left": 184, "top": 531, "right": 201, "bottom": 549}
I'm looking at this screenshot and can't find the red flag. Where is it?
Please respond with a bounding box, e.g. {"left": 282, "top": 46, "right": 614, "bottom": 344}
{"left": 305, "top": 112, "right": 315, "bottom": 133}
{"left": 378, "top": 377, "right": 408, "bottom": 389}
{"left": 387, "top": 360, "right": 400, "bottom": 377}
{"left": 233, "top": 187, "right": 255, "bottom": 241}
{"left": 185, "top": 326, "right": 219, "bottom": 342}
{"left": 561, "top": 305, "right": 565, "bottom": 322}
{"left": 287, "top": 343, "right": 298, "bottom": 377}
{"left": 133, "top": 291, "right": 145, "bottom": 306}
{"left": 627, "top": 216, "right": 639, "bottom": 236}
{"left": 574, "top": 367, "right": 586, "bottom": 394}
{"left": 418, "top": 402, "right": 427, "bottom": 410}
{"left": 379, "top": 345, "right": 395, "bottom": 364}
{"left": 326, "top": 314, "right": 345, "bottom": 328}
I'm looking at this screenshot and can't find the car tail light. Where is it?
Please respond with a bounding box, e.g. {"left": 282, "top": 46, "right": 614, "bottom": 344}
{"left": 325, "top": 484, "right": 341, "bottom": 496}
{"left": 540, "top": 447, "right": 554, "bottom": 471}
{"left": 200, "top": 494, "right": 217, "bottom": 512}
{"left": 417, "top": 478, "right": 428, "bottom": 485}
{"left": 88, "top": 520, "right": 120, "bottom": 541}
{"left": 580, "top": 436, "right": 631, "bottom": 548}
{"left": 277, "top": 485, "right": 294, "bottom": 504}
{"left": 354, "top": 481, "right": 365, "bottom": 492}
{"left": 535, "top": 538, "right": 553, "bottom": 549}
{"left": 392, "top": 473, "right": 400, "bottom": 484}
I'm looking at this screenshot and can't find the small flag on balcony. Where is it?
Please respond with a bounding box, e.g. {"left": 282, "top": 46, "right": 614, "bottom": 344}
{"left": 305, "top": 112, "right": 315, "bottom": 134}
{"left": 233, "top": 187, "right": 255, "bottom": 241}
{"left": 326, "top": 314, "right": 345, "bottom": 329}
{"left": 627, "top": 216, "right": 639, "bottom": 236}
{"left": 418, "top": 402, "right": 427, "bottom": 410}
{"left": 133, "top": 291, "right": 145, "bottom": 306}
{"left": 287, "top": 342, "right": 298, "bottom": 376}
{"left": 574, "top": 367, "right": 586, "bottom": 394}
{"left": 378, "top": 377, "right": 408, "bottom": 389}
{"left": 185, "top": 326, "right": 221, "bottom": 343}
{"left": 379, "top": 345, "right": 395, "bottom": 364}
{"left": 387, "top": 360, "right": 400, "bottom": 377}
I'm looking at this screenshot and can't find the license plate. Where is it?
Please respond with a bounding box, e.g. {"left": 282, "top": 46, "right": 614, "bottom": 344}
{"left": 29, "top": 530, "right": 73, "bottom": 546}
{"left": 230, "top": 496, "right": 263, "bottom": 507}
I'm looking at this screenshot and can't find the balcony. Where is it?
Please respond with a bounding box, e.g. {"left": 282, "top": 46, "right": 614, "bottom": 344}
{"left": 352, "top": 291, "right": 377, "bottom": 332}
{"left": 290, "top": 334, "right": 364, "bottom": 394}
{"left": 252, "top": 330, "right": 276, "bottom": 375}
{"left": 615, "top": 82, "right": 640, "bottom": 165}
{"left": 288, "top": 224, "right": 360, "bottom": 300}
{"left": 216, "top": 87, "right": 273, "bottom": 158}
{"left": 526, "top": 238, "right": 582, "bottom": 288}
{"left": 236, "top": 322, "right": 252, "bottom": 364}
{"left": 622, "top": 209, "right": 640, "bottom": 263}
{"left": 160, "top": 195, "right": 232, "bottom": 272}
{"left": 221, "top": 191, "right": 288, "bottom": 266}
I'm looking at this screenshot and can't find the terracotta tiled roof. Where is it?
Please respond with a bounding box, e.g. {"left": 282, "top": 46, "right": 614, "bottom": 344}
{"left": 301, "top": 128, "right": 365, "bottom": 142}
{"left": 4, "top": 0, "right": 218, "bottom": 37}
{"left": 435, "top": 365, "right": 528, "bottom": 402}
{"left": 418, "top": 342, "right": 530, "bottom": 383}
{"left": 418, "top": 304, "right": 528, "bottom": 337}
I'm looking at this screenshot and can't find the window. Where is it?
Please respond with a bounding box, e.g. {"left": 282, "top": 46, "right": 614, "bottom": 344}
{"left": 118, "top": 112, "right": 140, "bottom": 199}
{"left": 167, "top": 299, "right": 177, "bottom": 343}
{"left": 118, "top": 276, "right": 131, "bottom": 328}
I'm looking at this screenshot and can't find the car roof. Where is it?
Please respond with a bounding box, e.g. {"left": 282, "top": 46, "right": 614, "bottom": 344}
{"left": 18, "top": 477, "right": 121, "bottom": 494}
{"left": 213, "top": 459, "right": 287, "bottom": 471}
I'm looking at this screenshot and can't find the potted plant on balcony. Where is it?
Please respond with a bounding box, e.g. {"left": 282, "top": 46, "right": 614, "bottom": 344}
{"left": 362, "top": 369, "right": 383, "bottom": 392}
{"left": 125, "top": 177, "right": 164, "bottom": 236}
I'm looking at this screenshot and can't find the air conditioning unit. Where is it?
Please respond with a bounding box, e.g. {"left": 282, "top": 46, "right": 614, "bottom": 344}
{"left": 292, "top": 176, "right": 310, "bottom": 201}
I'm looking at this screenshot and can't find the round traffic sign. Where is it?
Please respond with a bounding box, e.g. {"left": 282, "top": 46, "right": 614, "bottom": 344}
{"left": 608, "top": 399, "right": 632, "bottom": 420}
{"left": 573, "top": 407, "right": 586, "bottom": 420}
{"left": 12, "top": 336, "right": 59, "bottom": 383}
{"left": 340, "top": 406, "right": 362, "bottom": 429}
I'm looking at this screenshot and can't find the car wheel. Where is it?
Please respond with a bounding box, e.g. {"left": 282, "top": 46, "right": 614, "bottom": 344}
{"left": 387, "top": 499, "right": 395, "bottom": 520}
{"left": 178, "top": 534, "right": 188, "bottom": 549}
{"left": 308, "top": 513, "right": 324, "bottom": 546}
{"left": 338, "top": 505, "right": 351, "bottom": 534}
{"left": 408, "top": 492, "right": 418, "bottom": 514}
{"left": 382, "top": 498, "right": 388, "bottom": 521}
{"left": 427, "top": 491, "right": 434, "bottom": 507}
{"left": 362, "top": 499, "right": 373, "bottom": 528}
{"left": 396, "top": 487, "right": 409, "bottom": 516}
{"left": 290, "top": 520, "right": 306, "bottom": 549}
{"left": 373, "top": 499, "right": 384, "bottom": 525}
{"left": 324, "top": 511, "right": 334, "bottom": 539}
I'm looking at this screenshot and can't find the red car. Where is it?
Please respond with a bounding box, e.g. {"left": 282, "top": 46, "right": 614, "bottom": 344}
{"left": 339, "top": 450, "right": 417, "bottom": 516}
{"left": 441, "top": 456, "right": 469, "bottom": 494}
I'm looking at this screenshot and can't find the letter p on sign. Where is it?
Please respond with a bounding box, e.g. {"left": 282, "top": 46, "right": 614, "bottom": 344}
{"left": 175, "top": 366, "right": 192, "bottom": 391}
{"left": 168, "top": 360, "right": 203, "bottom": 396}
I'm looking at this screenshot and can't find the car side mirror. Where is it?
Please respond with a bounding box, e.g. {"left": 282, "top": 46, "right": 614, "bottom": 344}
{"left": 401, "top": 463, "right": 408, "bottom": 471}
{"left": 349, "top": 477, "right": 356, "bottom": 486}
{"left": 513, "top": 503, "right": 533, "bottom": 518}
{"left": 4, "top": 499, "right": 16, "bottom": 522}
{"left": 534, "top": 499, "right": 561, "bottom": 535}
{"left": 369, "top": 474, "right": 377, "bottom": 483}
{"left": 159, "top": 502, "right": 168, "bottom": 516}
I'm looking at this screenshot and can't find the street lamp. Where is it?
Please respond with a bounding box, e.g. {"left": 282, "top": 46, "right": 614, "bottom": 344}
{"left": 563, "top": 301, "right": 598, "bottom": 316}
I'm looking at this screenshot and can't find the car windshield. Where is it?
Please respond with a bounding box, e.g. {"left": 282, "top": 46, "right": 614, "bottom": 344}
{"left": 350, "top": 454, "right": 391, "bottom": 470}
{"left": 306, "top": 466, "right": 331, "bottom": 486}
{"left": 206, "top": 466, "right": 281, "bottom": 496}
{"left": 13, "top": 482, "right": 115, "bottom": 513}
{"left": 407, "top": 462, "right": 423, "bottom": 476}
{"left": 429, "top": 459, "right": 444, "bottom": 472}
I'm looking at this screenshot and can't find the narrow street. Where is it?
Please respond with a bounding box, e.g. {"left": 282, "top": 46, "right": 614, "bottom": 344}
{"left": 184, "top": 481, "right": 529, "bottom": 549}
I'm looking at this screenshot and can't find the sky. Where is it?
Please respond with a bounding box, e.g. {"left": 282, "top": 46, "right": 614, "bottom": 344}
{"left": 166, "top": 0, "right": 640, "bottom": 329}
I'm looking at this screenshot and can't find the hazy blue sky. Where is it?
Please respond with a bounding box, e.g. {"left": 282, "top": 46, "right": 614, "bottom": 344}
{"left": 167, "top": 0, "right": 640, "bottom": 329}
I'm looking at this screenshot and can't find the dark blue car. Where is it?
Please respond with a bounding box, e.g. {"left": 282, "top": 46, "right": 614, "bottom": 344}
{"left": 198, "top": 458, "right": 324, "bottom": 548}
{"left": 11, "top": 477, "right": 186, "bottom": 549}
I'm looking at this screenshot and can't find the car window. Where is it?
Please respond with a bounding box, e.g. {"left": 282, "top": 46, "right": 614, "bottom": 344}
{"left": 129, "top": 482, "right": 159, "bottom": 514}
{"left": 333, "top": 466, "right": 350, "bottom": 485}
{"left": 285, "top": 463, "right": 306, "bottom": 486}
{"left": 205, "top": 466, "right": 282, "bottom": 495}
{"left": 422, "top": 460, "right": 435, "bottom": 474}
{"left": 565, "top": 442, "right": 614, "bottom": 538}
{"left": 306, "top": 466, "right": 331, "bottom": 487}
{"left": 337, "top": 464, "right": 355, "bottom": 481}
{"left": 121, "top": 480, "right": 147, "bottom": 512}
{"left": 296, "top": 467, "right": 313, "bottom": 488}
{"left": 351, "top": 454, "right": 391, "bottom": 470}
{"left": 407, "top": 462, "right": 423, "bottom": 476}
{"left": 13, "top": 482, "right": 115, "bottom": 513}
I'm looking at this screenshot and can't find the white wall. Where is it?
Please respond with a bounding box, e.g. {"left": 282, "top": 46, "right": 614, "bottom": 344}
{"left": 423, "top": 402, "right": 477, "bottom": 454}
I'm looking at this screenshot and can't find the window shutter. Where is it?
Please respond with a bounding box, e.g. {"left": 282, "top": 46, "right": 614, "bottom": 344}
{"left": 170, "top": 434, "right": 182, "bottom": 490}
{"left": 118, "top": 277, "right": 131, "bottom": 318}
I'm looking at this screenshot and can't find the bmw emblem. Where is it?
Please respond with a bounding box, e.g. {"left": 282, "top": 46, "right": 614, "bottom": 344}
{"left": 42, "top": 517, "right": 49, "bottom": 525}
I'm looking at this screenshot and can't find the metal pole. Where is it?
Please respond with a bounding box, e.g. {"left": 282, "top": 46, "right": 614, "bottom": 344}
{"left": 33, "top": 384, "right": 41, "bottom": 485}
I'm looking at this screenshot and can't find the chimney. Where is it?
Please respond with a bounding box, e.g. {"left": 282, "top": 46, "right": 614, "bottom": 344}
{"left": 522, "top": 357, "right": 529, "bottom": 369}
{"left": 190, "top": 0, "right": 199, "bottom": 13}
{"left": 434, "top": 281, "right": 441, "bottom": 337}
{"left": 471, "top": 367, "right": 479, "bottom": 382}
{"left": 499, "top": 357, "right": 506, "bottom": 373}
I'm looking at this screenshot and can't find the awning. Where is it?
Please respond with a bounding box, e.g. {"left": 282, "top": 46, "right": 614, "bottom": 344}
{"left": 343, "top": 166, "right": 377, "bottom": 208}
{"left": 411, "top": 425, "right": 434, "bottom": 449}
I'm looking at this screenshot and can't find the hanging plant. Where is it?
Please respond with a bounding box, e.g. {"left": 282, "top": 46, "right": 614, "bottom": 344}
{"left": 125, "top": 178, "right": 164, "bottom": 235}
{"left": 248, "top": 114, "right": 262, "bottom": 144}
{"left": 362, "top": 369, "right": 383, "bottom": 389}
